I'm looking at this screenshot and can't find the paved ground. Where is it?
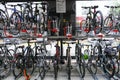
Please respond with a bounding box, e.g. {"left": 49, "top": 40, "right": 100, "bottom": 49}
{"left": 2, "top": 61, "right": 120, "bottom": 80}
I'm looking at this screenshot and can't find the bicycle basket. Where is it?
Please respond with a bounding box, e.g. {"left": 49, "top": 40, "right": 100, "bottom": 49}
{"left": 104, "top": 47, "right": 117, "bottom": 56}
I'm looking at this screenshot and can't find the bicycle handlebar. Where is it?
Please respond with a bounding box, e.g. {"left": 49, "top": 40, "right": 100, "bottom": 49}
{"left": 81, "top": 6, "right": 98, "bottom": 9}
{"left": 105, "top": 5, "right": 120, "bottom": 8}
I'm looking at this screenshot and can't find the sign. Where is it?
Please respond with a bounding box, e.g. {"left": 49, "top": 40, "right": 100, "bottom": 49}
{"left": 56, "top": 0, "right": 66, "bottom": 13}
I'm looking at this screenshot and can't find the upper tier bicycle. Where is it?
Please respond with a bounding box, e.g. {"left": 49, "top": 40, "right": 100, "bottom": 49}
{"left": 103, "top": 5, "right": 120, "bottom": 34}
{"left": 80, "top": 6, "right": 103, "bottom": 34}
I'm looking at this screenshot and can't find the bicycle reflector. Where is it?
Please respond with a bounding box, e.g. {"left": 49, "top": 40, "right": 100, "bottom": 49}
{"left": 97, "top": 33, "right": 104, "bottom": 38}
{"left": 21, "top": 29, "right": 27, "bottom": 33}
{"left": 7, "top": 35, "right": 13, "bottom": 38}
{"left": 113, "top": 29, "right": 118, "bottom": 33}
{"left": 84, "top": 28, "right": 89, "bottom": 32}
{"left": 37, "top": 34, "right": 42, "bottom": 38}
{"left": 52, "top": 28, "right": 58, "bottom": 33}
{"left": 66, "top": 33, "right": 72, "bottom": 39}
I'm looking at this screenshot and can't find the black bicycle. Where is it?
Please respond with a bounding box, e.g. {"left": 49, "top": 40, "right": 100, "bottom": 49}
{"left": 53, "top": 41, "right": 60, "bottom": 80}
{"left": 63, "top": 41, "right": 76, "bottom": 80}
{"left": 75, "top": 40, "right": 85, "bottom": 78}
{"left": 93, "top": 39, "right": 116, "bottom": 78}
{"left": 0, "top": 43, "right": 14, "bottom": 79}
{"left": 12, "top": 39, "right": 34, "bottom": 79}
{"left": 80, "top": 6, "right": 103, "bottom": 34}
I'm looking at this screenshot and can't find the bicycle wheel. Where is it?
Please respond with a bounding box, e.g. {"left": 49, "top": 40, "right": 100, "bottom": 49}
{"left": 53, "top": 60, "right": 58, "bottom": 80}
{"left": 89, "top": 62, "right": 97, "bottom": 75}
{"left": 0, "top": 48, "right": 13, "bottom": 78}
{"left": 38, "top": 58, "right": 45, "bottom": 80}
{"left": 75, "top": 45, "right": 78, "bottom": 62}
{"left": 115, "top": 60, "right": 119, "bottom": 74}
{"left": 9, "top": 12, "right": 21, "bottom": 35}
{"left": 0, "top": 9, "right": 8, "bottom": 30}
{"left": 25, "top": 51, "right": 35, "bottom": 76}
{"left": 103, "top": 57, "right": 115, "bottom": 78}
{"left": 94, "top": 11, "right": 103, "bottom": 34}
{"left": 13, "top": 55, "right": 23, "bottom": 78}
{"left": 79, "top": 55, "right": 85, "bottom": 78}
{"left": 89, "top": 46, "right": 99, "bottom": 74}
{"left": 37, "top": 13, "right": 45, "bottom": 34}
{"left": 103, "top": 17, "right": 113, "bottom": 34}
{"left": 66, "top": 48, "right": 71, "bottom": 80}
{"left": 83, "top": 17, "right": 91, "bottom": 33}
{"left": 23, "top": 6, "right": 33, "bottom": 34}
{"left": 75, "top": 45, "right": 85, "bottom": 78}
{"left": 39, "top": 66, "right": 45, "bottom": 80}
{"left": 80, "top": 20, "right": 86, "bottom": 33}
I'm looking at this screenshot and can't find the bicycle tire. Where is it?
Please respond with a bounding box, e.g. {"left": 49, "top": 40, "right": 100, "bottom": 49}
{"left": 84, "top": 17, "right": 91, "bottom": 33}
{"left": 25, "top": 49, "right": 35, "bottom": 76}
{"left": 23, "top": 5, "right": 33, "bottom": 34}
{"left": 89, "top": 62, "right": 97, "bottom": 75}
{"left": 0, "top": 48, "right": 13, "bottom": 78}
{"left": 103, "top": 58, "right": 115, "bottom": 78}
{"left": 9, "top": 12, "right": 21, "bottom": 35}
{"left": 89, "top": 45, "right": 100, "bottom": 75}
{"left": 0, "top": 9, "right": 8, "bottom": 30}
{"left": 79, "top": 55, "right": 85, "bottom": 78}
{"left": 12, "top": 55, "right": 23, "bottom": 78}
{"left": 103, "top": 16, "right": 113, "bottom": 34}
{"left": 80, "top": 20, "right": 86, "bottom": 33}
{"left": 94, "top": 11, "right": 103, "bottom": 34}
{"left": 53, "top": 61, "right": 58, "bottom": 79}
{"left": 115, "top": 60, "right": 119, "bottom": 74}
{"left": 39, "top": 66, "right": 45, "bottom": 80}
{"left": 75, "top": 44, "right": 85, "bottom": 78}
{"left": 66, "top": 47, "right": 71, "bottom": 80}
{"left": 38, "top": 13, "right": 46, "bottom": 34}
{"left": 67, "top": 55, "right": 71, "bottom": 80}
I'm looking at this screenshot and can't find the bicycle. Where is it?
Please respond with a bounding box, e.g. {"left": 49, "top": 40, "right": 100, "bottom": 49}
{"left": 75, "top": 40, "right": 85, "bottom": 78}
{"left": 23, "top": 2, "right": 48, "bottom": 35}
{"left": 63, "top": 41, "right": 76, "bottom": 80}
{"left": 53, "top": 41, "right": 60, "bottom": 80}
{"left": 12, "top": 39, "right": 34, "bottom": 80}
{"left": 85, "top": 40, "right": 97, "bottom": 75}
{"left": 80, "top": 6, "right": 103, "bottom": 34}
{"left": 0, "top": 2, "right": 29, "bottom": 36}
{"left": 93, "top": 38, "right": 116, "bottom": 78}
{"left": 103, "top": 5, "right": 120, "bottom": 34}
{"left": 0, "top": 43, "right": 14, "bottom": 79}
{"left": 33, "top": 39, "right": 51, "bottom": 80}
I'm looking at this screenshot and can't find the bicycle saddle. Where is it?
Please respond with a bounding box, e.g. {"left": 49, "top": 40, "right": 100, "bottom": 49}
{"left": 18, "top": 45, "right": 24, "bottom": 48}
{"left": 91, "top": 6, "right": 98, "bottom": 9}
{"left": 81, "top": 6, "right": 91, "bottom": 9}
{"left": 17, "top": 4, "right": 24, "bottom": 7}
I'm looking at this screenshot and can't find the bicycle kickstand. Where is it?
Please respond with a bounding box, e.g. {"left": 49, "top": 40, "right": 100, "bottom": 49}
{"left": 23, "top": 69, "right": 31, "bottom": 80}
